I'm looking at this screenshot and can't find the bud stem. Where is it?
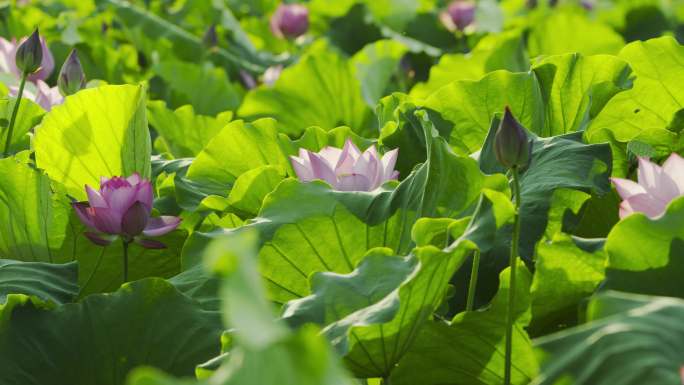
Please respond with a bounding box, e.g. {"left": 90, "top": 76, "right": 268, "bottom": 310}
{"left": 465, "top": 249, "right": 481, "bottom": 312}
{"left": 504, "top": 166, "right": 521, "bottom": 385}
{"left": 3, "top": 72, "right": 27, "bottom": 157}
{"left": 122, "top": 239, "right": 130, "bottom": 283}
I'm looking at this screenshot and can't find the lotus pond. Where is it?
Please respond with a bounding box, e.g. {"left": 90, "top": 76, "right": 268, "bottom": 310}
{"left": 1, "top": 0, "right": 684, "bottom": 384}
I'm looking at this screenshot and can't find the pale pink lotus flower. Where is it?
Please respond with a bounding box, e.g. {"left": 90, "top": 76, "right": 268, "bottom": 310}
{"left": 611, "top": 154, "right": 684, "bottom": 219}
{"left": 290, "top": 139, "right": 399, "bottom": 192}
{"left": 9, "top": 80, "right": 63, "bottom": 111}
{"left": 0, "top": 35, "right": 54, "bottom": 82}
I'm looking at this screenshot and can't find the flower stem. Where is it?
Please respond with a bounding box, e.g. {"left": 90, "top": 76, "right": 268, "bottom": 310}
{"left": 504, "top": 166, "right": 522, "bottom": 385}
{"left": 3, "top": 72, "right": 27, "bottom": 157}
{"left": 122, "top": 240, "right": 130, "bottom": 283}
{"left": 465, "top": 250, "right": 480, "bottom": 312}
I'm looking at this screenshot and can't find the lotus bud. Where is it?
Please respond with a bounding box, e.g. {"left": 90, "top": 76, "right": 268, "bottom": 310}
{"left": 202, "top": 24, "right": 218, "bottom": 48}
{"left": 270, "top": 4, "right": 309, "bottom": 39}
{"left": 442, "top": 1, "right": 476, "bottom": 31}
{"left": 494, "top": 106, "right": 532, "bottom": 169}
{"left": 58, "top": 49, "right": 86, "bottom": 96}
{"left": 71, "top": 173, "right": 181, "bottom": 248}
{"left": 290, "top": 139, "right": 399, "bottom": 192}
{"left": 15, "top": 29, "right": 43, "bottom": 75}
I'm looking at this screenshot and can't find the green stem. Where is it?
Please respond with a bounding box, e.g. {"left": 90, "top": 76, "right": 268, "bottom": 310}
{"left": 465, "top": 250, "right": 480, "bottom": 312}
{"left": 504, "top": 166, "right": 522, "bottom": 385}
{"left": 3, "top": 72, "right": 27, "bottom": 157}
{"left": 122, "top": 240, "right": 130, "bottom": 283}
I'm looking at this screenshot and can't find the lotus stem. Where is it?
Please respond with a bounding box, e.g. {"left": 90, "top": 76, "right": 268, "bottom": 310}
{"left": 3, "top": 71, "right": 27, "bottom": 157}
{"left": 122, "top": 240, "right": 130, "bottom": 283}
{"left": 504, "top": 166, "right": 522, "bottom": 385}
{"left": 465, "top": 249, "right": 481, "bottom": 312}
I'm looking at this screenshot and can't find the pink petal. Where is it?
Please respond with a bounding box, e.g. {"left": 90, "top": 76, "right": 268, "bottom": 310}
{"left": 663, "top": 153, "right": 684, "bottom": 193}
{"left": 335, "top": 141, "right": 358, "bottom": 175}
{"left": 381, "top": 148, "right": 399, "bottom": 180}
{"left": 86, "top": 185, "right": 108, "bottom": 208}
{"left": 143, "top": 216, "right": 181, "bottom": 237}
{"left": 354, "top": 145, "right": 381, "bottom": 189}
{"left": 637, "top": 157, "right": 680, "bottom": 203}
{"left": 136, "top": 238, "right": 167, "bottom": 249}
{"left": 610, "top": 177, "right": 646, "bottom": 200}
{"left": 72, "top": 201, "right": 96, "bottom": 230}
{"left": 134, "top": 180, "right": 153, "bottom": 211}
{"left": 307, "top": 152, "right": 338, "bottom": 186}
{"left": 33, "top": 80, "right": 62, "bottom": 111}
{"left": 121, "top": 201, "right": 149, "bottom": 237}
{"left": 92, "top": 207, "right": 123, "bottom": 234}
{"left": 26, "top": 36, "right": 54, "bottom": 82}
{"left": 318, "top": 146, "right": 343, "bottom": 167}
{"left": 84, "top": 232, "right": 113, "bottom": 247}
{"left": 336, "top": 174, "right": 372, "bottom": 191}
{"left": 103, "top": 186, "right": 138, "bottom": 218}
{"left": 127, "top": 172, "right": 141, "bottom": 185}
{"left": 290, "top": 155, "right": 314, "bottom": 181}
{"left": 619, "top": 193, "right": 668, "bottom": 219}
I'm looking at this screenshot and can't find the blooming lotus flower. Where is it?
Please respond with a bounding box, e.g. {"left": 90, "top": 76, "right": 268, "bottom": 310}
{"left": 611, "top": 154, "right": 684, "bottom": 219}
{"left": 0, "top": 34, "right": 53, "bottom": 82}
{"left": 72, "top": 173, "right": 181, "bottom": 248}
{"left": 290, "top": 139, "right": 399, "bottom": 191}
{"left": 270, "top": 3, "right": 309, "bottom": 39}
{"left": 9, "top": 80, "right": 63, "bottom": 111}
{"left": 441, "top": 1, "right": 476, "bottom": 31}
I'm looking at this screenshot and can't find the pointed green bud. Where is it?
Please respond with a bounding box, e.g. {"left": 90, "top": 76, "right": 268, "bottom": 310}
{"left": 58, "top": 49, "right": 86, "bottom": 96}
{"left": 15, "top": 29, "right": 43, "bottom": 75}
{"left": 494, "top": 106, "right": 532, "bottom": 169}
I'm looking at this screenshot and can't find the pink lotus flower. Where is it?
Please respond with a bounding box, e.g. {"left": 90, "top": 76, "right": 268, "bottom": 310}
{"left": 9, "top": 80, "right": 63, "bottom": 111}
{"left": 0, "top": 35, "right": 54, "bottom": 82}
{"left": 611, "top": 154, "right": 684, "bottom": 219}
{"left": 290, "top": 139, "right": 399, "bottom": 192}
{"left": 72, "top": 173, "right": 181, "bottom": 248}
{"left": 270, "top": 3, "right": 309, "bottom": 39}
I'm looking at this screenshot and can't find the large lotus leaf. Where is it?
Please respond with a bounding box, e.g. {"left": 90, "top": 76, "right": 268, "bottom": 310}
{"left": 527, "top": 10, "right": 625, "bottom": 57}
{"left": 56, "top": 213, "right": 184, "bottom": 296}
{"left": 410, "top": 30, "right": 528, "bottom": 100}
{"left": 147, "top": 101, "right": 233, "bottom": 158}
{"left": 0, "top": 259, "right": 78, "bottom": 305}
{"left": 602, "top": 195, "right": 684, "bottom": 298}
{"left": 586, "top": 37, "right": 684, "bottom": 171}
{"left": 187, "top": 118, "right": 290, "bottom": 189}
{"left": 532, "top": 53, "right": 632, "bottom": 136}
{"left": 127, "top": 229, "right": 354, "bottom": 385}
{"left": 390, "top": 260, "right": 537, "bottom": 385}
{"left": 275, "top": 188, "right": 515, "bottom": 378}
{"left": 479, "top": 117, "right": 612, "bottom": 260}
{"left": 423, "top": 70, "right": 544, "bottom": 153}
{"left": 34, "top": 84, "right": 151, "bottom": 200}
{"left": 424, "top": 52, "right": 632, "bottom": 153}
{"left": 0, "top": 96, "right": 44, "bottom": 155}
{"left": 281, "top": 244, "right": 471, "bottom": 378}
{"left": 0, "top": 278, "right": 222, "bottom": 385}
{"left": 532, "top": 291, "right": 684, "bottom": 385}
{"left": 351, "top": 39, "right": 408, "bottom": 107}
{"left": 238, "top": 41, "right": 370, "bottom": 136}
{"left": 195, "top": 112, "right": 487, "bottom": 304}
{"left": 153, "top": 61, "right": 241, "bottom": 116}
{"left": 530, "top": 234, "right": 606, "bottom": 335}
{"left": 0, "top": 157, "right": 69, "bottom": 261}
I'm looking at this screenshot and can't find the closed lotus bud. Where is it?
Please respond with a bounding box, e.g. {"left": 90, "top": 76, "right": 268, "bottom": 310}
{"left": 494, "top": 106, "right": 531, "bottom": 169}
{"left": 442, "top": 1, "right": 476, "bottom": 31}
{"left": 58, "top": 49, "right": 86, "bottom": 96}
{"left": 270, "top": 4, "right": 309, "bottom": 39}
{"left": 15, "top": 29, "right": 43, "bottom": 75}
{"left": 202, "top": 24, "right": 218, "bottom": 48}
